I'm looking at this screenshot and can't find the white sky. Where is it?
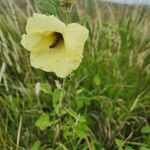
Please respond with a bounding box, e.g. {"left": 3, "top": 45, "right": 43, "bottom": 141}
{"left": 100, "top": 0, "right": 150, "bottom": 5}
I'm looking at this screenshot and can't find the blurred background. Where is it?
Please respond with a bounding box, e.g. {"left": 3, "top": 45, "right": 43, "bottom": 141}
{"left": 0, "top": 0, "right": 150, "bottom": 150}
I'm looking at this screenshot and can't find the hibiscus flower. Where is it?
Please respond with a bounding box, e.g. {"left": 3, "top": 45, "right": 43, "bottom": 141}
{"left": 21, "top": 13, "right": 89, "bottom": 78}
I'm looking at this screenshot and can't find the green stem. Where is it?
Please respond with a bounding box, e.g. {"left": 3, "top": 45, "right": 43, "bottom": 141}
{"left": 58, "top": 78, "right": 66, "bottom": 114}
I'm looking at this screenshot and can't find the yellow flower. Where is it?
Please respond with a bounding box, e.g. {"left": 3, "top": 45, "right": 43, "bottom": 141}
{"left": 21, "top": 13, "right": 89, "bottom": 78}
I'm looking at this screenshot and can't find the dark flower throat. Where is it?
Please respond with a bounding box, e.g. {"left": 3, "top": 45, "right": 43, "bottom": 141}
{"left": 49, "top": 32, "right": 63, "bottom": 49}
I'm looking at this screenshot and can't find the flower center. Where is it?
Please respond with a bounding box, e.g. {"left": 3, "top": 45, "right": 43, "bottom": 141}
{"left": 49, "top": 32, "right": 64, "bottom": 49}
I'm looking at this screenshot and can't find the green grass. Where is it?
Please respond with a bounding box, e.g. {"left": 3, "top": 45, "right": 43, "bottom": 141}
{"left": 0, "top": 0, "right": 150, "bottom": 150}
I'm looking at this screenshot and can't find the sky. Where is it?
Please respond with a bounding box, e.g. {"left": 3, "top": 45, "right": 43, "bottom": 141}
{"left": 100, "top": 0, "right": 150, "bottom": 5}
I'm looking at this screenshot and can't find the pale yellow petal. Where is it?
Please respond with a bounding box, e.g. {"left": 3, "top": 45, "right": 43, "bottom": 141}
{"left": 21, "top": 32, "right": 54, "bottom": 52}
{"left": 30, "top": 46, "right": 82, "bottom": 78}
{"left": 30, "top": 50, "right": 54, "bottom": 72}
{"left": 63, "top": 23, "right": 89, "bottom": 57}
{"left": 51, "top": 46, "right": 82, "bottom": 77}
{"left": 26, "top": 13, "right": 66, "bottom": 34}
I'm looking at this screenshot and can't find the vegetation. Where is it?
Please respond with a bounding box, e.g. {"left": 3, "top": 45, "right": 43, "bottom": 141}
{"left": 0, "top": 0, "right": 149, "bottom": 149}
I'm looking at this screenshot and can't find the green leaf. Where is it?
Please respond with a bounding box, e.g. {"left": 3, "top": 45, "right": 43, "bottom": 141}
{"left": 40, "top": 83, "right": 52, "bottom": 95}
{"left": 31, "top": 140, "right": 41, "bottom": 150}
{"left": 35, "top": 113, "right": 51, "bottom": 130}
{"left": 115, "top": 139, "right": 124, "bottom": 150}
{"left": 52, "top": 89, "right": 62, "bottom": 105}
{"left": 65, "top": 108, "right": 78, "bottom": 119}
{"left": 78, "top": 115, "right": 86, "bottom": 123}
{"left": 73, "top": 122, "right": 88, "bottom": 137}
{"left": 93, "top": 75, "right": 101, "bottom": 86}
{"left": 141, "top": 125, "right": 150, "bottom": 134}
{"left": 52, "top": 89, "right": 62, "bottom": 113}
{"left": 76, "top": 95, "right": 91, "bottom": 108}
{"left": 48, "top": 0, "right": 60, "bottom": 7}
{"left": 65, "top": 108, "right": 86, "bottom": 123}
{"left": 37, "top": 1, "right": 57, "bottom": 15}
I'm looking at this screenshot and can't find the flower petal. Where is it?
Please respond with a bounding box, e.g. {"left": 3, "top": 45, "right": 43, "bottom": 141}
{"left": 21, "top": 32, "right": 55, "bottom": 52}
{"left": 30, "top": 46, "right": 82, "bottom": 78}
{"left": 30, "top": 50, "right": 54, "bottom": 72}
{"left": 26, "top": 13, "right": 66, "bottom": 34}
{"left": 64, "top": 23, "right": 89, "bottom": 57}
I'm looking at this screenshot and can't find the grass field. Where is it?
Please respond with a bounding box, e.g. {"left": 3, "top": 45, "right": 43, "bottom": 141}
{"left": 0, "top": 0, "right": 150, "bottom": 149}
